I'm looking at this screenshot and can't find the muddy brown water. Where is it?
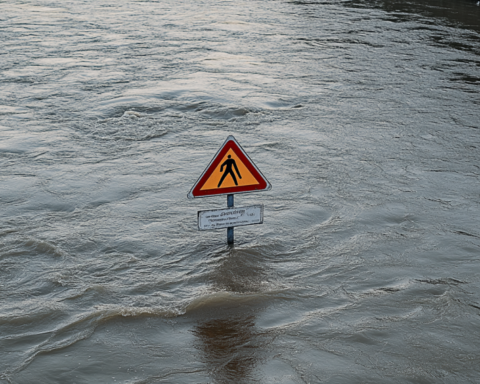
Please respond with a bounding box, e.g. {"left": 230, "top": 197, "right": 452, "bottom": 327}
{"left": 1, "top": 0, "right": 480, "bottom": 383}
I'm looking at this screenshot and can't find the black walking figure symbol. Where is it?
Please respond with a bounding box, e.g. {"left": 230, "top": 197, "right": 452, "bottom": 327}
{"left": 218, "top": 155, "right": 242, "bottom": 187}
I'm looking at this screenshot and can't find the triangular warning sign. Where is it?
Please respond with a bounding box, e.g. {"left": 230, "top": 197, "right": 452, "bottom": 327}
{"left": 188, "top": 136, "right": 271, "bottom": 198}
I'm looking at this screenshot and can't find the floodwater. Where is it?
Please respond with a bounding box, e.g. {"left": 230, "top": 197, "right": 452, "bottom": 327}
{"left": 1, "top": 0, "right": 480, "bottom": 383}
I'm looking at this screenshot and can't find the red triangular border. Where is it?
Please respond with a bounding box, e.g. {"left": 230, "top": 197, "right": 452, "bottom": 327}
{"left": 188, "top": 136, "right": 271, "bottom": 198}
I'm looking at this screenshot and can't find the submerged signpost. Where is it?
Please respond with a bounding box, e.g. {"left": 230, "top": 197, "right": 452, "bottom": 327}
{"left": 188, "top": 136, "right": 271, "bottom": 245}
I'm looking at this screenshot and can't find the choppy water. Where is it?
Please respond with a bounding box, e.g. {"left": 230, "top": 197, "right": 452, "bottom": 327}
{"left": 1, "top": 0, "right": 480, "bottom": 383}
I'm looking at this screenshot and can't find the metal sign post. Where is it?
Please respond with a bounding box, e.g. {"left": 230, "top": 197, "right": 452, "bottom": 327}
{"left": 227, "top": 194, "right": 234, "bottom": 245}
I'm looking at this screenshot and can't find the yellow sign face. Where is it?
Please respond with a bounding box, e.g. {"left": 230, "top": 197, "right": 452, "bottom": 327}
{"left": 200, "top": 148, "right": 260, "bottom": 191}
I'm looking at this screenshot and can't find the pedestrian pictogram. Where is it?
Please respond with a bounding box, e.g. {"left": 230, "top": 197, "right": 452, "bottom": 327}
{"left": 188, "top": 136, "right": 271, "bottom": 199}
{"left": 218, "top": 155, "right": 241, "bottom": 187}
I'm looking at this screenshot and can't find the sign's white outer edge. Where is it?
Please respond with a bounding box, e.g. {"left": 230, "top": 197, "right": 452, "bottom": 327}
{"left": 197, "top": 204, "right": 264, "bottom": 231}
{"left": 187, "top": 135, "right": 272, "bottom": 199}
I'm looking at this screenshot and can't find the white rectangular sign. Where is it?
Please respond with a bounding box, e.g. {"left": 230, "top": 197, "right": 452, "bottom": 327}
{"left": 198, "top": 205, "right": 264, "bottom": 231}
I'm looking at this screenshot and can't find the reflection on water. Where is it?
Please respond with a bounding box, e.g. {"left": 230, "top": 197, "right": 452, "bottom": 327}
{"left": 193, "top": 248, "right": 271, "bottom": 383}
{"left": 194, "top": 314, "right": 261, "bottom": 384}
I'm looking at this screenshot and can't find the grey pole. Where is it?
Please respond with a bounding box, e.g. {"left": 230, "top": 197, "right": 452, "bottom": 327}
{"left": 227, "top": 194, "right": 234, "bottom": 245}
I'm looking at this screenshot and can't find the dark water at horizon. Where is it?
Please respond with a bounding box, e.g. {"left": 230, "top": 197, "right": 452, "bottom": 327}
{"left": 1, "top": 0, "right": 480, "bottom": 383}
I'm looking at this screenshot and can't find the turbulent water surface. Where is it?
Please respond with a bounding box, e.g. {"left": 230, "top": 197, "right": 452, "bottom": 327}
{"left": 1, "top": 0, "right": 480, "bottom": 383}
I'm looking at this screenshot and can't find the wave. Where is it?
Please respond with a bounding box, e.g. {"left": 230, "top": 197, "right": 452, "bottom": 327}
{"left": 0, "top": 304, "right": 180, "bottom": 381}
{"left": 0, "top": 285, "right": 293, "bottom": 380}
{"left": 185, "top": 290, "right": 280, "bottom": 314}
